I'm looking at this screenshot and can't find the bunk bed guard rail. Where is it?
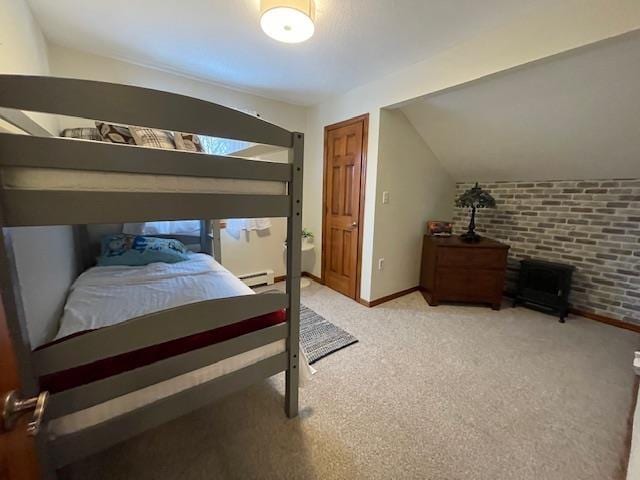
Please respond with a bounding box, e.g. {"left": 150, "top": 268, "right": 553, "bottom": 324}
{"left": 0, "top": 75, "right": 303, "bottom": 470}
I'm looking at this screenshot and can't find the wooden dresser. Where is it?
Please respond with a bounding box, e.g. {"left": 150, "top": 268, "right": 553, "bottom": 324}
{"left": 420, "top": 235, "right": 509, "bottom": 310}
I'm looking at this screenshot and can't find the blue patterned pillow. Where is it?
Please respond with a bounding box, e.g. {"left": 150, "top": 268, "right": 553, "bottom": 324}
{"left": 97, "top": 234, "right": 190, "bottom": 267}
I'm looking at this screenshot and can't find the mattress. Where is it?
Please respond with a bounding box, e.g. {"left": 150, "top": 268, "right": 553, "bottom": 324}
{"left": 40, "top": 254, "right": 310, "bottom": 438}
{"left": 48, "top": 340, "right": 286, "bottom": 438}
{"left": 39, "top": 310, "right": 286, "bottom": 393}
{"left": 2, "top": 166, "right": 286, "bottom": 195}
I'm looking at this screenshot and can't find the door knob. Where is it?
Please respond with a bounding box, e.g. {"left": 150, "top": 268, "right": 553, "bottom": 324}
{"left": 351, "top": 222, "right": 357, "bottom": 228}
{"left": 2, "top": 390, "right": 49, "bottom": 436}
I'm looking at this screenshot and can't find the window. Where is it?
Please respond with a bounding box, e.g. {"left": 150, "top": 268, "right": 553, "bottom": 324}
{"left": 199, "top": 108, "right": 260, "bottom": 156}
{"left": 199, "top": 136, "right": 251, "bottom": 156}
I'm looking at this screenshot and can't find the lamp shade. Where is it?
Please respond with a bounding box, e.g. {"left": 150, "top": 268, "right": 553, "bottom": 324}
{"left": 455, "top": 182, "right": 496, "bottom": 242}
{"left": 260, "top": 0, "right": 315, "bottom": 43}
{"left": 455, "top": 183, "right": 496, "bottom": 210}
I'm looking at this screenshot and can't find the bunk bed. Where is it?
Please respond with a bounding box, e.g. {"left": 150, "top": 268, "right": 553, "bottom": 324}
{"left": 0, "top": 75, "right": 304, "bottom": 473}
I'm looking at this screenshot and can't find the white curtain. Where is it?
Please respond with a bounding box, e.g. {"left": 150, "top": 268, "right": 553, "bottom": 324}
{"left": 225, "top": 218, "right": 272, "bottom": 238}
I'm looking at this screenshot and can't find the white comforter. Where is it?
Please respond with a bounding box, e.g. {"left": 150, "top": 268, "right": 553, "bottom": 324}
{"left": 55, "top": 253, "right": 253, "bottom": 340}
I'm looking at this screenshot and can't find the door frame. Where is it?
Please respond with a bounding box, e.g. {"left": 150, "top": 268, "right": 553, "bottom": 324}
{"left": 321, "top": 113, "right": 369, "bottom": 301}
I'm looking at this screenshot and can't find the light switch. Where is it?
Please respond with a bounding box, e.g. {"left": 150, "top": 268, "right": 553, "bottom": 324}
{"left": 382, "top": 191, "right": 390, "bottom": 204}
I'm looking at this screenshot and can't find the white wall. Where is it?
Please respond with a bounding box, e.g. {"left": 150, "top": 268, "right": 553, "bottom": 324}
{"left": 401, "top": 31, "right": 640, "bottom": 182}
{"left": 371, "top": 109, "right": 454, "bottom": 300}
{"left": 0, "top": 0, "right": 77, "bottom": 347}
{"left": 303, "top": 0, "right": 640, "bottom": 301}
{"left": 0, "top": 0, "right": 57, "bottom": 134}
{"left": 48, "top": 44, "right": 310, "bottom": 278}
{"left": 9, "top": 227, "right": 77, "bottom": 346}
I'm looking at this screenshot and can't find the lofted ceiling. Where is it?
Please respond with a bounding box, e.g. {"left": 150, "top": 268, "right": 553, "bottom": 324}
{"left": 400, "top": 31, "right": 640, "bottom": 181}
{"left": 27, "top": 0, "right": 542, "bottom": 105}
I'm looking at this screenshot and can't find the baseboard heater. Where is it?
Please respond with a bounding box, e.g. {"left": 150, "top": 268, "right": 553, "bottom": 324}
{"left": 238, "top": 269, "right": 275, "bottom": 287}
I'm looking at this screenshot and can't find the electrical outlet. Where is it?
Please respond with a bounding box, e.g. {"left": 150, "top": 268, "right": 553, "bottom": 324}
{"left": 378, "top": 258, "right": 385, "bottom": 270}
{"left": 382, "top": 191, "right": 390, "bottom": 204}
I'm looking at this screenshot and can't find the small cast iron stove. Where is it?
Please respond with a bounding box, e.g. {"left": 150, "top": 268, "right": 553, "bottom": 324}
{"left": 513, "top": 259, "right": 574, "bottom": 322}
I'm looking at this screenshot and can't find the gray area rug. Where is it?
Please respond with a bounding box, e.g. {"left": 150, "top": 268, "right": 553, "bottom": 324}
{"left": 299, "top": 304, "right": 358, "bottom": 364}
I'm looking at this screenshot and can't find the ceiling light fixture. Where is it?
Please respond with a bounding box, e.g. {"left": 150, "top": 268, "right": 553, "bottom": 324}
{"left": 260, "top": 0, "right": 315, "bottom": 44}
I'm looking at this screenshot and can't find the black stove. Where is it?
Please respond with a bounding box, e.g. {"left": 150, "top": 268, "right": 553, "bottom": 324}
{"left": 513, "top": 259, "right": 574, "bottom": 322}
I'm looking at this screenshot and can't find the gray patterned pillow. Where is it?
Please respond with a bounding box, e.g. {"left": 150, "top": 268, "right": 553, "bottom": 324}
{"left": 130, "top": 127, "right": 176, "bottom": 149}
{"left": 95, "top": 122, "right": 135, "bottom": 144}
{"left": 174, "top": 132, "right": 204, "bottom": 153}
{"left": 61, "top": 127, "right": 101, "bottom": 141}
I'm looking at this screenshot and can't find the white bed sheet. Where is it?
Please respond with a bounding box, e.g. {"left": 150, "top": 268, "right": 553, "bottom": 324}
{"left": 48, "top": 254, "right": 312, "bottom": 438}
{"left": 2, "top": 167, "right": 286, "bottom": 195}
{"left": 54, "top": 254, "right": 253, "bottom": 341}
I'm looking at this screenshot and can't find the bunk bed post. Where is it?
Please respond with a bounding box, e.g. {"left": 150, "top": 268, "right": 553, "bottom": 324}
{"left": 0, "top": 109, "right": 52, "bottom": 396}
{"left": 285, "top": 132, "right": 303, "bottom": 418}
{"left": 73, "top": 225, "right": 93, "bottom": 272}
{"left": 210, "top": 220, "right": 222, "bottom": 263}
{"left": 200, "top": 220, "right": 214, "bottom": 256}
{"left": 0, "top": 114, "right": 57, "bottom": 478}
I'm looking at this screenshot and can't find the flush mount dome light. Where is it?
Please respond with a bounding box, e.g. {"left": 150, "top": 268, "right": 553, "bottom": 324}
{"left": 260, "top": 0, "right": 315, "bottom": 43}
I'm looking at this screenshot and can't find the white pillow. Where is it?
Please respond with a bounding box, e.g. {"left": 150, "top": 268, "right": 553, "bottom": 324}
{"left": 130, "top": 127, "right": 176, "bottom": 150}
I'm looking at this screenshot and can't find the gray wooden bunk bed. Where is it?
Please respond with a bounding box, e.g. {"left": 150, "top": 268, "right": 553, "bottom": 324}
{"left": 0, "top": 75, "right": 303, "bottom": 474}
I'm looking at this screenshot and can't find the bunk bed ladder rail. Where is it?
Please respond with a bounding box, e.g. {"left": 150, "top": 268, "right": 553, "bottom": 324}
{"left": 285, "top": 132, "right": 303, "bottom": 418}
{"left": 0, "top": 75, "right": 303, "bottom": 470}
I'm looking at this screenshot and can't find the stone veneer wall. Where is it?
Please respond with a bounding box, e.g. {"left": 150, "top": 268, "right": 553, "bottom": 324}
{"left": 452, "top": 179, "right": 639, "bottom": 324}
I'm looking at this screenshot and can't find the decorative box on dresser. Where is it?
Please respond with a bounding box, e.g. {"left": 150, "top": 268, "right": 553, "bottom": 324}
{"left": 420, "top": 235, "right": 510, "bottom": 310}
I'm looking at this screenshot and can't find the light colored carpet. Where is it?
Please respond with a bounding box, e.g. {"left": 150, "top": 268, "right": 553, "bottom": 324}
{"left": 59, "top": 282, "right": 639, "bottom": 480}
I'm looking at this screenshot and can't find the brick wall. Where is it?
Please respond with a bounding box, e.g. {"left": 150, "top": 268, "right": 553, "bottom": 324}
{"left": 452, "top": 179, "right": 640, "bottom": 323}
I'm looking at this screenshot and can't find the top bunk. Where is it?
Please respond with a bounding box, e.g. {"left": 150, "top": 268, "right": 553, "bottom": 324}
{"left": 0, "top": 75, "right": 304, "bottom": 227}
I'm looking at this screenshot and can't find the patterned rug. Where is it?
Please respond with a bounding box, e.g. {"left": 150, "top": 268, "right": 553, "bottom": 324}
{"left": 299, "top": 305, "right": 358, "bottom": 364}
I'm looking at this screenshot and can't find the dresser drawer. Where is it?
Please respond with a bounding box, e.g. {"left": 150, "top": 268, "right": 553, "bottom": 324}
{"left": 436, "top": 268, "right": 503, "bottom": 300}
{"left": 437, "top": 247, "right": 506, "bottom": 269}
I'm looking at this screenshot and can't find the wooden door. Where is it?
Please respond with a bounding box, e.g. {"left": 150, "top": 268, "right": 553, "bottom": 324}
{"left": 322, "top": 115, "right": 368, "bottom": 299}
{"left": 0, "top": 295, "right": 41, "bottom": 480}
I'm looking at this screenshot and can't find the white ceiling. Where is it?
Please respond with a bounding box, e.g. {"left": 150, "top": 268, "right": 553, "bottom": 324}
{"left": 400, "top": 32, "right": 640, "bottom": 181}
{"left": 27, "top": 0, "right": 542, "bottom": 105}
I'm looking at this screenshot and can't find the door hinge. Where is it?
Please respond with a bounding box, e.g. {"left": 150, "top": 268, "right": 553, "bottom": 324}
{"left": 2, "top": 390, "right": 49, "bottom": 436}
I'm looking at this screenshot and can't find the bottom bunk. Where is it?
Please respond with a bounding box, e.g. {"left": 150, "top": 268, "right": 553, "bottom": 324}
{"left": 28, "top": 249, "right": 308, "bottom": 467}
{"left": 39, "top": 253, "right": 287, "bottom": 394}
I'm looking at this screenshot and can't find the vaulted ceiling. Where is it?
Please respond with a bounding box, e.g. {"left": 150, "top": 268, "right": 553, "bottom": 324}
{"left": 27, "top": 0, "right": 542, "bottom": 105}
{"left": 400, "top": 32, "right": 640, "bottom": 181}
